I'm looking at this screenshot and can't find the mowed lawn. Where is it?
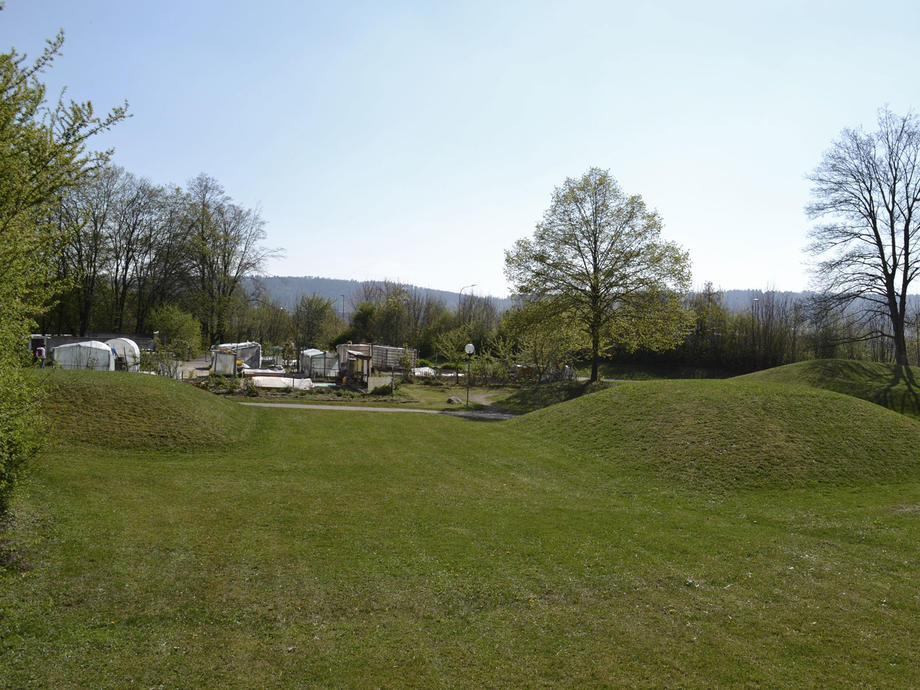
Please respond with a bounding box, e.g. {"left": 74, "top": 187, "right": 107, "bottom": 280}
{"left": 3, "top": 378, "right": 920, "bottom": 686}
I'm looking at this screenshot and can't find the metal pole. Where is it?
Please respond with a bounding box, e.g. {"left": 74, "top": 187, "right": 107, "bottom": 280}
{"left": 464, "top": 343, "right": 474, "bottom": 407}
{"left": 459, "top": 284, "right": 477, "bottom": 313}
{"left": 466, "top": 354, "right": 471, "bottom": 408}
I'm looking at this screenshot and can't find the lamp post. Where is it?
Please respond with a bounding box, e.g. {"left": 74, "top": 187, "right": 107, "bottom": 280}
{"left": 464, "top": 342, "right": 475, "bottom": 407}
{"left": 459, "top": 283, "right": 477, "bottom": 314}
{"left": 751, "top": 297, "right": 760, "bottom": 370}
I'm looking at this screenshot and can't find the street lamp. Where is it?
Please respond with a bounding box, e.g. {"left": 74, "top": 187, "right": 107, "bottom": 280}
{"left": 464, "top": 342, "right": 475, "bottom": 407}
{"left": 459, "top": 283, "right": 477, "bottom": 312}
{"left": 751, "top": 297, "right": 760, "bottom": 369}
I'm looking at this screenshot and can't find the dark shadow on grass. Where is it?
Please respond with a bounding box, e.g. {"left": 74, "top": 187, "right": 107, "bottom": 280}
{"left": 879, "top": 364, "right": 920, "bottom": 417}
{"left": 491, "top": 380, "right": 612, "bottom": 415}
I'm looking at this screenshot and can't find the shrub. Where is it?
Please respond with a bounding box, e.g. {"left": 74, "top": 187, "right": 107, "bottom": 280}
{"left": 150, "top": 304, "right": 203, "bottom": 360}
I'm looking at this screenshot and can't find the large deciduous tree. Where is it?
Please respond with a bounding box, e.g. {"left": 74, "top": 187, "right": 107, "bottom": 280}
{"left": 806, "top": 108, "right": 920, "bottom": 367}
{"left": 0, "top": 32, "right": 126, "bottom": 516}
{"left": 292, "top": 293, "right": 338, "bottom": 351}
{"left": 504, "top": 167, "right": 691, "bottom": 382}
{"left": 185, "top": 174, "right": 276, "bottom": 344}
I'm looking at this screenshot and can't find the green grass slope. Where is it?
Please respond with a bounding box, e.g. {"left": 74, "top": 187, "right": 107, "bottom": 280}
{"left": 4, "top": 375, "right": 920, "bottom": 685}
{"left": 34, "top": 370, "right": 252, "bottom": 450}
{"left": 740, "top": 358, "right": 920, "bottom": 419}
{"left": 510, "top": 378, "right": 920, "bottom": 491}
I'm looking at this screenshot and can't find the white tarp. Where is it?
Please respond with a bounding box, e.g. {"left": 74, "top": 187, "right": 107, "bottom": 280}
{"left": 213, "top": 341, "right": 262, "bottom": 369}
{"left": 249, "top": 376, "right": 314, "bottom": 390}
{"left": 53, "top": 340, "right": 116, "bottom": 371}
{"left": 211, "top": 350, "right": 238, "bottom": 376}
{"left": 105, "top": 337, "right": 141, "bottom": 372}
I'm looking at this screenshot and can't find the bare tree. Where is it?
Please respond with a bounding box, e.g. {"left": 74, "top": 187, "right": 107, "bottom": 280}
{"left": 107, "top": 170, "right": 160, "bottom": 331}
{"left": 185, "top": 174, "right": 278, "bottom": 344}
{"left": 132, "top": 185, "right": 193, "bottom": 332}
{"left": 56, "top": 165, "right": 120, "bottom": 334}
{"left": 807, "top": 108, "right": 920, "bottom": 366}
{"left": 292, "top": 293, "right": 337, "bottom": 351}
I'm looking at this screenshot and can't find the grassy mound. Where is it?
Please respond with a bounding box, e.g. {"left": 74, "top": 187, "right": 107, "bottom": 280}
{"left": 34, "top": 370, "right": 252, "bottom": 451}
{"left": 510, "top": 379, "right": 920, "bottom": 490}
{"left": 740, "top": 358, "right": 920, "bottom": 419}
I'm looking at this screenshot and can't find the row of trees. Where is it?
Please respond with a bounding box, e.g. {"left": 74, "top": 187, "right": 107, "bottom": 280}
{"left": 41, "top": 165, "right": 274, "bottom": 345}
{"left": 34, "top": 108, "right": 920, "bottom": 386}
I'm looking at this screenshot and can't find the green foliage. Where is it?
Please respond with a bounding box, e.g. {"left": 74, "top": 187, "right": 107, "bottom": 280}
{"left": 501, "top": 300, "right": 582, "bottom": 381}
{"left": 195, "top": 373, "right": 244, "bottom": 396}
{"left": 434, "top": 324, "right": 471, "bottom": 368}
{"left": 292, "top": 292, "right": 338, "bottom": 350}
{"left": 184, "top": 174, "right": 275, "bottom": 345}
{"left": 238, "top": 290, "right": 292, "bottom": 347}
{"left": 149, "top": 303, "right": 202, "bottom": 359}
{"left": 505, "top": 167, "right": 692, "bottom": 381}
{"left": 0, "top": 33, "right": 125, "bottom": 517}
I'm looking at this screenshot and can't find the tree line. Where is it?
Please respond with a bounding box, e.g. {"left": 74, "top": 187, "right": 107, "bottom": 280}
{"left": 46, "top": 156, "right": 916, "bottom": 379}
{"left": 41, "top": 166, "right": 275, "bottom": 346}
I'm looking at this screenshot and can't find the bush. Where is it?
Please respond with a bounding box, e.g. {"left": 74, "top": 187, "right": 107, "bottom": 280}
{"left": 150, "top": 304, "right": 202, "bottom": 360}
{"left": 195, "top": 375, "right": 243, "bottom": 396}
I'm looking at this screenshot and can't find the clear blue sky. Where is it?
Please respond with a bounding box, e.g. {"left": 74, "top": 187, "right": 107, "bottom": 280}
{"left": 3, "top": 0, "right": 919, "bottom": 298}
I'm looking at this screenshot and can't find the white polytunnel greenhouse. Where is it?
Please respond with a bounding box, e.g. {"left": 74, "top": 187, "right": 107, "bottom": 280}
{"left": 105, "top": 337, "right": 141, "bottom": 372}
{"left": 52, "top": 340, "right": 116, "bottom": 371}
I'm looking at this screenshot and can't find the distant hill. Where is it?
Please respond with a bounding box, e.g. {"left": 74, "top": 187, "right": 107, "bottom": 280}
{"left": 717, "top": 289, "right": 812, "bottom": 311}
{"left": 245, "top": 276, "right": 513, "bottom": 314}
{"left": 244, "top": 279, "right": 909, "bottom": 317}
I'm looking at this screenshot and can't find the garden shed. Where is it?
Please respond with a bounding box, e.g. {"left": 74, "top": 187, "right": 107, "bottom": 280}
{"left": 299, "top": 348, "right": 340, "bottom": 378}
{"left": 334, "top": 343, "right": 417, "bottom": 371}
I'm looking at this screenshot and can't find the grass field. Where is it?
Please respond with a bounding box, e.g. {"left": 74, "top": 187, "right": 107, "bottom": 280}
{"left": 2, "top": 367, "right": 920, "bottom": 686}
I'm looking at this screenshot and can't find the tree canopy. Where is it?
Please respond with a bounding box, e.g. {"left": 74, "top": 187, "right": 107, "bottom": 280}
{"left": 504, "top": 167, "right": 691, "bottom": 381}
{"left": 0, "top": 33, "right": 126, "bottom": 516}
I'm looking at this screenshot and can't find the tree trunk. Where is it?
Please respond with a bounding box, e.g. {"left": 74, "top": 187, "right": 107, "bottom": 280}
{"left": 590, "top": 328, "right": 600, "bottom": 383}
{"left": 893, "top": 316, "right": 909, "bottom": 366}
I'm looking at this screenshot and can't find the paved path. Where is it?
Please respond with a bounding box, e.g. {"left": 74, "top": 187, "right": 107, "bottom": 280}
{"left": 239, "top": 402, "right": 515, "bottom": 420}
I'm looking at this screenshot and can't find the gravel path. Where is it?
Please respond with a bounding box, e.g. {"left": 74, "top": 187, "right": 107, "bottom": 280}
{"left": 239, "top": 402, "right": 515, "bottom": 420}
